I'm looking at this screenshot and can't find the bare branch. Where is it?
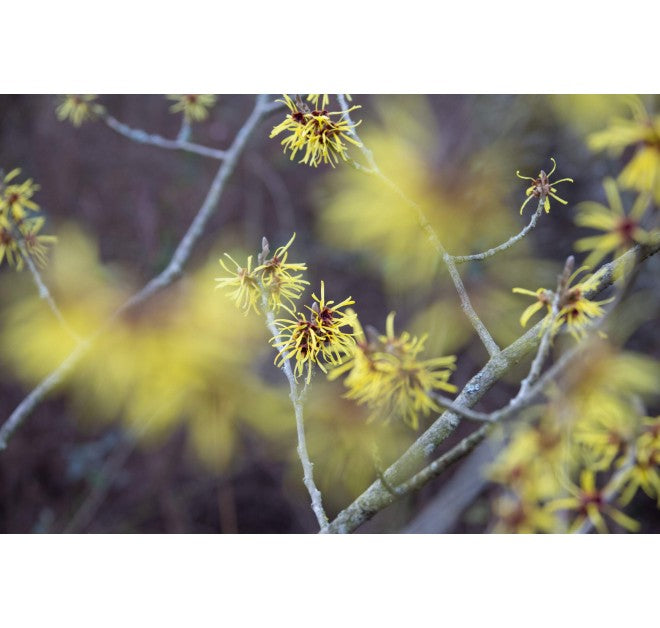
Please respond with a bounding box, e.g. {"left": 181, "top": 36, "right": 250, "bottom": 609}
{"left": 102, "top": 113, "right": 228, "bottom": 160}
{"left": 452, "top": 201, "right": 544, "bottom": 264}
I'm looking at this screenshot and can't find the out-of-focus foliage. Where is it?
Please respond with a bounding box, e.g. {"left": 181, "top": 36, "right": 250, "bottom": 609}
{"left": 488, "top": 339, "right": 660, "bottom": 533}
{"left": 0, "top": 225, "right": 295, "bottom": 471}
{"left": 317, "top": 96, "right": 522, "bottom": 294}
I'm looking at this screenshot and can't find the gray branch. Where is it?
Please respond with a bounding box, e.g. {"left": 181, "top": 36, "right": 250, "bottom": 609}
{"left": 264, "top": 306, "right": 329, "bottom": 532}
{"left": 451, "top": 202, "right": 544, "bottom": 264}
{"left": 103, "top": 114, "right": 227, "bottom": 160}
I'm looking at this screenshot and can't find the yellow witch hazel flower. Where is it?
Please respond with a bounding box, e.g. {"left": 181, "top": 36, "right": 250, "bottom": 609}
{"left": 270, "top": 94, "right": 362, "bottom": 167}
{"left": 0, "top": 168, "right": 40, "bottom": 220}
{"left": 618, "top": 416, "right": 660, "bottom": 507}
{"left": 492, "top": 495, "right": 559, "bottom": 534}
{"left": 215, "top": 254, "right": 262, "bottom": 315}
{"left": 15, "top": 216, "right": 57, "bottom": 269}
{"left": 588, "top": 96, "right": 660, "bottom": 203}
{"left": 167, "top": 94, "right": 217, "bottom": 122}
{"left": 574, "top": 178, "right": 654, "bottom": 268}
{"left": 255, "top": 233, "right": 309, "bottom": 311}
{"left": 271, "top": 281, "right": 355, "bottom": 383}
{"left": 0, "top": 168, "right": 56, "bottom": 270}
{"left": 513, "top": 267, "right": 612, "bottom": 341}
{"left": 546, "top": 469, "right": 639, "bottom": 533}
{"left": 215, "top": 233, "right": 308, "bottom": 315}
{"left": 516, "top": 157, "right": 574, "bottom": 214}
{"left": 330, "top": 312, "right": 457, "bottom": 430}
{"left": 56, "top": 95, "right": 104, "bottom": 126}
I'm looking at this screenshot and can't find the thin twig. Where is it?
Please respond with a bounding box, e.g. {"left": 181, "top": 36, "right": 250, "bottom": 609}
{"left": 263, "top": 305, "right": 329, "bottom": 532}
{"left": 429, "top": 393, "right": 495, "bottom": 423}
{"left": 517, "top": 255, "right": 574, "bottom": 398}
{"left": 0, "top": 95, "right": 277, "bottom": 451}
{"left": 103, "top": 113, "right": 228, "bottom": 160}
{"left": 337, "top": 94, "right": 500, "bottom": 358}
{"left": 451, "top": 202, "right": 544, "bottom": 264}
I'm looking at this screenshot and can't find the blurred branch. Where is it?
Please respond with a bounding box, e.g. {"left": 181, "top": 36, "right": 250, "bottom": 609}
{"left": 338, "top": 94, "right": 501, "bottom": 358}
{"left": 325, "top": 243, "right": 660, "bottom": 533}
{"left": 102, "top": 113, "right": 228, "bottom": 160}
{"left": 0, "top": 95, "right": 277, "bottom": 451}
{"left": 517, "top": 255, "right": 574, "bottom": 398}
{"left": 451, "top": 201, "right": 544, "bottom": 264}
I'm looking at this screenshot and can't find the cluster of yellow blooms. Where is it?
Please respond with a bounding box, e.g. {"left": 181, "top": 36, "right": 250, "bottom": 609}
{"left": 516, "top": 157, "right": 574, "bottom": 214}
{"left": 490, "top": 339, "right": 660, "bottom": 533}
{"left": 215, "top": 234, "right": 308, "bottom": 315}
{"left": 573, "top": 178, "right": 657, "bottom": 268}
{"left": 56, "top": 95, "right": 104, "bottom": 127}
{"left": 270, "top": 94, "right": 362, "bottom": 167}
{"left": 216, "top": 234, "right": 458, "bottom": 428}
{"left": 329, "top": 313, "right": 457, "bottom": 430}
{"left": 273, "top": 281, "right": 356, "bottom": 383}
{"left": 0, "top": 168, "right": 55, "bottom": 270}
{"left": 588, "top": 96, "right": 660, "bottom": 204}
{"left": 513, "top": 267, "right": 612, "bottom": 341}
{"left": 166, "top": 94, "right": 217, "bottom": 122}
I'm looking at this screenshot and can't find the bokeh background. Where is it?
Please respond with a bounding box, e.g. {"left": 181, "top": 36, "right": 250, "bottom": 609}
{"left": 0, "top": 94, "right": 658, "bottom": 533}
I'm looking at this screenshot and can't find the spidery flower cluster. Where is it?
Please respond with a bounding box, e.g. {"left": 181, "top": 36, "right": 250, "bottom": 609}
{"left": 56, "top": 95, "right": 105, "bottom": 127}
{"left": 513, "top": 267, "right": 612, "bottom": 341}
{"left": 574, "top": 178, "right": 656, "bottom": 268}
{"left": 167, "top": 95, "right": 217, "bottom": 122}
{"left": 490, "top": 340, "right": 659, "bottom": 533}
{"left": 272, "top": 281, "right": 356, "bottom": 383}
{"left": 588, "top": 96, "right": 660, "bottom": 204}
{"left": 516, "top": 157, "right": 574, "bottom": 214}
{"left": 270, "top": 94, "right": 362, "bottom": 167}
{"left": 329, "top": 313, "right": 457, "bottom": 430}
{"left": 215, "top": 233, "right": 308, "bottom": 315}
{"left": 0, "top": 168, "right": 55, "bottom": 270}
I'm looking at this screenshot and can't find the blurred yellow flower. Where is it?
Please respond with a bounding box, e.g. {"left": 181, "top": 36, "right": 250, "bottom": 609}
{"left": 492, "top": 495, "right": 559, "bottom": 533}
{"left": 513, "top": 268, "right": 612, "bottom": 341}
{"left": 0, "top": 168, "right": 40, "bottom": 221}
{"left": 56, "top": 95, "right": 104, "bottom": 127}
{"left": 0, "top": 226, "right": 292, "bottom": 471}
{"left": 330, "top": 312, "right": 457, "bottom": 430}
{"left": 516, "top": 157, "right": 574, "bottom": 214}
{"left": 318, "top": 96, "right": 523, "bottom": 294}
{"left": 215, "top": 253, "right": 262, "bottom": 315}
{"left": 588, "top": 96, "right": 660, "bottom": 203}
{"left": 547, "top": 469, "right": 639, "bottom": 533}
{"left": 574, "top": 178, "right": 654, "bottom": 268}
{"left": 167, "top": 94, "right": 217, "bottom": 122}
